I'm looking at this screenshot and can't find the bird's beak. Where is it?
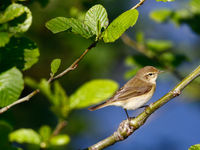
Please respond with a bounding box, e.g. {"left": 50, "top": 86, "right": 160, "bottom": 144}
{"left": 158, "top": 70, "right": 165, "bottom": 74}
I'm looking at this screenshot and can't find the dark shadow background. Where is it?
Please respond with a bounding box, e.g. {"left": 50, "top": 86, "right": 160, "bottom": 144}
{"left": 1, "top": 0, "right": 200, "bottom": 149}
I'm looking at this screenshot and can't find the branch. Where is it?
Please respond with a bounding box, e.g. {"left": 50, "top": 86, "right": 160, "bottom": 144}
{"left": 88, "top": 65, "right": 200, "bottom": 150}
{"left": 0, "top": 41, "right": 98, "bottom": 114}
{"left": 131, "top": 0, "right": 146, "bottom": 10}
{"left": 51, "top": 120, "right": 67, "bottom": 137}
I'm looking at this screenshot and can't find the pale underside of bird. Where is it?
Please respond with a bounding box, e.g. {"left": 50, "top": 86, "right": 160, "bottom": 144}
{"left": 88, "top": 66, "right": 162, "bottom": 119}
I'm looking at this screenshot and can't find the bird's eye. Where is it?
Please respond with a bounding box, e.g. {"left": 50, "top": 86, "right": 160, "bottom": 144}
{"left": 148, "top": 73, "right": 153, "bottom": 76}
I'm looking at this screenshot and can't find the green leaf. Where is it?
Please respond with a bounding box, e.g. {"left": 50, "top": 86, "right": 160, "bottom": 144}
{"left": 69, "top": 79, "right": 118, "bottom": 109}
{"left": 190, "top": 0, "right": 200, "bottom": 14}
{"left": 0, "top": 32, "right": 10, "bottom": 47}
{"left": 0, "top": 37, "right": 40, "bottom": 72}
{"left": 150, "top": 9, "right": 172, "bottom": 23}
{"left": 45, "top": 17, "right": 71, "bottom": 34}
{"left": 51, "top": 81, "right": 70, "bottom": 118}
{"left": 9, "top": 129, "right": 41, "bottom": 144}
{"left": 46, "top": 17, "right": 94, "bottom": 38}
{"left": 0, "top": 67, "right": 24, "bottom": 107}
{"left": 189, "top": 144, "right": 200, "bottom": 150}
{"left": 103, "top": 9, "right": 139, "bottom": 43}
{"left": 84, "top": 4, "right": 108, "bottom": 38}
{"left": 39, "top": 125, "right": 52, "bottom": 142}
{"left": 146, "top": 39, "right": 173, "bottom": 52}
{"left": 0, "top": 3, "right": 32, "bottom": 33}
{"left": 51, "top": 59, "right": 61, "bottom": 75}
{"left": 39, "top": 79, "right": 52, "bottom": 100}
{"left": 49, "top": 134, "right": 70, "bottom": 146}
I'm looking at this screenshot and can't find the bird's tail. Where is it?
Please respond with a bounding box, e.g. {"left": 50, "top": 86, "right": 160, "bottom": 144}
{"left": 88, "top": 101, "right": 109, "bottom": 111}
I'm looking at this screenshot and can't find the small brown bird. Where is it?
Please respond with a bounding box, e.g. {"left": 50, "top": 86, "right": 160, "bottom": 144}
{"left": 88, "top": 66, "right": 163, "bottom": 119}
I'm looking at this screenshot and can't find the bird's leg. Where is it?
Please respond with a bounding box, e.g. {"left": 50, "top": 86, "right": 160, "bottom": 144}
{"left": 139, "top": 105, "right": 149, "bottom": 109}
{"left": 124, "top": 109, "right": 131, "bottom": 121}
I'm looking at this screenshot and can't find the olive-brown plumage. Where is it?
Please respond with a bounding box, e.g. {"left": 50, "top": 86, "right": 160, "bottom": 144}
{"left": 88, "top": 66, "right": 163, "bottom": 119}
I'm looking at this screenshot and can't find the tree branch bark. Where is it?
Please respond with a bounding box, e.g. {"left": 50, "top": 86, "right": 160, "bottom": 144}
{"left": 88, "top": 65, "right": 200, "bottom": 150}
{"left": 0, "top": 41, "right": 98, "bottom": 114}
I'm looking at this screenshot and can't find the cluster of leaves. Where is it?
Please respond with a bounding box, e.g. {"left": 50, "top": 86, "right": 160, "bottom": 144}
{"left": 0, "top": 2, "right": 39, "bottom": 108}
{"left": 23, "top": 60, "right": 118, "bottom": 149}
{"left": 46, "top": 4, "right": 139, "bottom": 43}
{"left": 150, "top": 0, "right": 200, "bottom": 34}
{"left": 25, "top": 62, "right": 118, "bottom": 119}
{"left": 0, "top": 120, "right": 70, "bottom": 150}
{"left": 124, "top": 32, "right": 187, "bottom": 79}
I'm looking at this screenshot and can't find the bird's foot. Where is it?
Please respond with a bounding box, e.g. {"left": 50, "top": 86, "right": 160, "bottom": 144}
{"left": 139, "top": 105, "right": 149, "bottom": 109}
{"left": 114, "top": 119, "right": 134, "bottom": 141}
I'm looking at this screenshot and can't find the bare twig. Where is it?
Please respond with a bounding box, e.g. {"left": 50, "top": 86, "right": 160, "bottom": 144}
{"left": 0, "top": 41, "right": 98, "bottom": 114}
{"left": 131, "top": 0, "right": 146, "bottom": 10}
{"left": 51, "top": 120, "right": 67, "bottom": 137}
{"left": 88, "top": 65, "right": 200, "bottom": 150}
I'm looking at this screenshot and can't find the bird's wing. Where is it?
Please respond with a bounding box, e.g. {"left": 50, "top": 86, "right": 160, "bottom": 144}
{"left": 107, "top": 78, "right": 154, "bottom": 102}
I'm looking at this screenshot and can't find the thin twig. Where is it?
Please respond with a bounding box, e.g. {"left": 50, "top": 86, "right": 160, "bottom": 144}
{"left": 0, "top": 90, "right": 40, "bottom": 114}
{"left": 88, "top": 65, "right": 200, "bottom": 150}
{"left": 131, "top": 0, "right": 146, "bottom": 10}
{"left": 51, "top": 120, "right": 67, "bottom": 137}
{"left": 0, "top": 41, "right": 98, "bottom": 114}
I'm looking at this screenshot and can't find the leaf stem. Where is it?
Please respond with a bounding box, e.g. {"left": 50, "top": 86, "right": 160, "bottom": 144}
{"left": 0, "top": 41, "right": 98, "bottom": 114}
{"left": 87, "top": 65, "right": 200, "bottom": 150}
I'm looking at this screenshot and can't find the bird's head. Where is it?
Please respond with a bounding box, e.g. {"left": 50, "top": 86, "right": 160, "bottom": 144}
{"left": 136, "top": 66, "right": 164, "bottom": 83}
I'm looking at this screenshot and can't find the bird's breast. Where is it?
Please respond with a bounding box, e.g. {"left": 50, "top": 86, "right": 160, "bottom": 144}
{"left": 112, "top": 85, "right": 155, "bottom": 110}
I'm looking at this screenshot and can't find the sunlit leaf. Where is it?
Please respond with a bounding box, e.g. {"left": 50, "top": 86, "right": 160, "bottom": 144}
{"left": 103, "top": 9, "right": 139, "bottom": 43}
{"left": 45, "top": 17, "right": 71, "bottom": 34}
{"left": 150, "top": 9, "right": 172, "bottom": 23}
{"left": 189, "top": 144, "right": 200, "bottom": 150}
{"left": 85, "top": 4, "right": 108, "bottom": 38}
{"left": 0, "top": 37, "right": 40, "bottom": 72}
{"left": 69, "top": 79, "right": 118, "bottom": 109}
{"left": 0, "top": 32, "right": 10, "bottom": 47}
{"left": 51, "top": 81, "right": 70, "bottom": 118}
{"left": 0, "top": 3, "right": 32, "bottom": 33}
{"left": 51, "top": 59, "right": 61, "bottom": 75}
{"left": 39, "top": 125, "right": 52, "bottom": 142}
{"left": 9, "top": 129, "right": 41, "bottom": 144}
{"left": 0, "top": 67, "right": 24, "bottom": 107}
{"left": 46, "top": 17, "right": 94, "bottom": 38}
{"left": 39, "top": 79, "right": 52, "bottom": 100}
{"left": 49, "top": 134, "right": 70, "bottom": 146}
